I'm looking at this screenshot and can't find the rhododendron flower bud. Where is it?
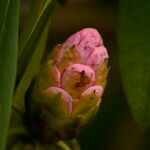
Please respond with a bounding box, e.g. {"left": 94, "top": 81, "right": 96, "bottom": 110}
{"left": 29, "top": 28, "right": 109, "bottom": 143}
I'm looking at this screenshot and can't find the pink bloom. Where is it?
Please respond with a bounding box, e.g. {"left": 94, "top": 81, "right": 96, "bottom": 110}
{"left": 32, "top": 28, "right": 109, "bottom": 141}
{"left": 38, "top": 28, "right": 109, "bottom": 113}
{"left": 43, "top": 87, "right": 73, "bottom": 113}
{"left": 61, "top": 64, "right": 95, "bottom": 99}
{"left": 60, "top": 28, "right": 108, "bottom": 68}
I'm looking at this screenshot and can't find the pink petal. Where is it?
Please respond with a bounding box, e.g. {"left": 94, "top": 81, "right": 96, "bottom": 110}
{"left": 84, "top": 46, "right": 109, "bottom": 68}
{"left": 81, "top": 86, "right": 103, "bottom": 97}
{"left": 60, "top": 28, "right": 103, "bottom": 62}
{"left": 61, "top": 64, "right": 96, "bottom": 98}
{"left": 43, "top": 87, "right": 73, "bottom": 113}
{"left": 62, "top": 64, "right": 95, "bottom": 82}
{"left": 81, "top": 86, "right": 103, "bottom": 106}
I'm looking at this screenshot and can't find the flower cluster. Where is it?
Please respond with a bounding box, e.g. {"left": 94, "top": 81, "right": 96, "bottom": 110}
{"left": 30, "top": 28, "right": 109, "bottom": 143}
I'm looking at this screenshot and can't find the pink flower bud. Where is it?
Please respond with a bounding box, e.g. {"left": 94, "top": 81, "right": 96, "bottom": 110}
{"left": 84, "top": 46, "right": 108, "bottom": 68}
{"left": 31, "top": 28, "right": 109, "bottom": 142}
{"left": 61, "top": 64, "right": 95, "bottom": 98}
{"left": 81, "top": 85, "right": 103, "bottom": 107}
{"left": 60, "top": 28, "right": 108, "bottom": 67}
{"left": 81, "top": 85, "right": 103, "bottom": 98}
{"left": 43, "top": 87, "right": 73, "bottom": 113}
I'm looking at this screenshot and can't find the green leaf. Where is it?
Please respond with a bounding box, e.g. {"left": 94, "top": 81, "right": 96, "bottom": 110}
{"left": 118, "top": 0, "right": 150, "bottom": 128}
{"left": 17, "top": 0, "right": 55, "bottom": 84}
{"left": 13, "top": 1, "right": 54, "bottom": 113}
{"left": 0, "top": 0, "right": 19, "bottom": 149}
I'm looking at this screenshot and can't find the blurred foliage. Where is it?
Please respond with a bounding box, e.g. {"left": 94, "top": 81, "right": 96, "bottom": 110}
{"left": 17, "top": 0, "right": 54, "bottom": 85}
{"left": 118, "top": 0, "right": 150, "bottom": 129}
{"left": 13, "top": 0, "right": 55, "bottom": 113}
{"left": 0, "top": 1, "right": 19, "bottom": 150}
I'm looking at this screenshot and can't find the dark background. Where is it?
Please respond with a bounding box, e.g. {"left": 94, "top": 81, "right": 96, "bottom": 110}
{"left": 21, "top": 0, "right": 150, "bottom": 149}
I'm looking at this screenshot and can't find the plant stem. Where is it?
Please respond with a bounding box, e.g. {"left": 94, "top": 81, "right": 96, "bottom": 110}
{"left": 57, "top": 141, "right": 71, "bottom": 150}
{"left": 70, "top": 138, "right": 81, "bottom": 150}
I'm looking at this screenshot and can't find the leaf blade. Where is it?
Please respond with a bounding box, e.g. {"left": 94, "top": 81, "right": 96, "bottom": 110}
{"left": 118, "top": 0, "right": 150, "bottom": 128}
{"left": 0, "top": 0, "right": 19, "bottom": 149}
{"left": 13, "top": 0, "right": 54, "bottom": 113}
{"left": 13, "top": 20, "right": 51, "bottom": 113}
{"left": 17, "top": 0, "right": 55, "bottom": 84}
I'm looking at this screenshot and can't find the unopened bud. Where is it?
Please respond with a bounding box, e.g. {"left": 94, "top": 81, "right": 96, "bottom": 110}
{"left": 28, "top": 28, "right": 109, "bottom": 143}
